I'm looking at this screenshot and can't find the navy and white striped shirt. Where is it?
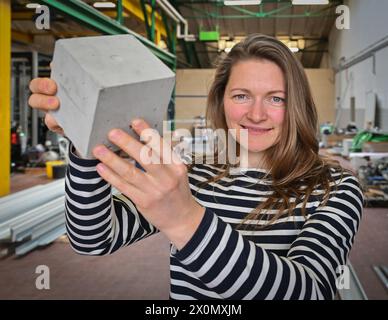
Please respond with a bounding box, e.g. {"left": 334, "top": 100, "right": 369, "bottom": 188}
{"left": 65, "top": 148, "right": 363, "bottom": 300}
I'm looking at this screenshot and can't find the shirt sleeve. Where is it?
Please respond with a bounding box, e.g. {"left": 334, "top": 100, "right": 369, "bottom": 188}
{"left": 65, "top": 144, "right": 158, "bottom": 256}
{"left": 171, "top": 173, "right": 364, "bottom": 300}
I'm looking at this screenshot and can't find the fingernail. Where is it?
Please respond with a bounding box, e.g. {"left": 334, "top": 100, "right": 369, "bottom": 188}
{"left": 97, "top": 163, "right": 106, "bottom": 172}
{"left": 48, "top": 98, "right": 56, "bottom": 106}
{"left": 109, "top": 129, "right": 122, "bottom": 140}
{"left": 132, "top": 118, "right": 143, "bottom": 127}
{"left": 94, "top": 146, "right": 107, "bottom": 156}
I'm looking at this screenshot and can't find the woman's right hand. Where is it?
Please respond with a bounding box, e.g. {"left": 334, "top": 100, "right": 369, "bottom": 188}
{"left": 28, "top": 77, "right": 64, "bottom": 135}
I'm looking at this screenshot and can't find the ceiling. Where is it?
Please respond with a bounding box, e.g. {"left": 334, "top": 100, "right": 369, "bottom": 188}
{"left": 10, "top": 0, "right": 342, "bottom": 68}
{"left": 173, "top": 0, "right": 341, "bottom": 68}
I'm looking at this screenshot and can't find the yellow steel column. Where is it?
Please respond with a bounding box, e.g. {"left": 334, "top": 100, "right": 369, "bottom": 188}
{"left": 0, "top": 0, "right": 11, "bottom": 196}
{"left": 156, "top": 29, "right": 161, "bottom": 45}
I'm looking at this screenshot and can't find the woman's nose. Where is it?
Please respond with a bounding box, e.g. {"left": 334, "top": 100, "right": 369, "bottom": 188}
{"left": 246, "top": 99, "right": 267, "bottom": 122}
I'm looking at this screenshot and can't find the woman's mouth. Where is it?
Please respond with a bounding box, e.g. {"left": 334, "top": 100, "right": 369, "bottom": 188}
{"left": 240, "top": 125, "right": 273, "bottom": 135}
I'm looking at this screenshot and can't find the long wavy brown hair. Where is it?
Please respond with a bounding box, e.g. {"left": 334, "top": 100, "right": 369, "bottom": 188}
{"left": 203, "top": 34, "right": 344, "bottom": 228}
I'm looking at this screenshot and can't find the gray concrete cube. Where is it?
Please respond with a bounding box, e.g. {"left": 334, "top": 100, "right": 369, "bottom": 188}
{"left": 50, "top": 34, "right": 175, "bottom": 158}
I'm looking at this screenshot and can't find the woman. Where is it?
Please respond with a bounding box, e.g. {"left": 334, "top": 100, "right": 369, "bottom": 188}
{"left": 28, "top": 34, "right": 363, "bottom": 300}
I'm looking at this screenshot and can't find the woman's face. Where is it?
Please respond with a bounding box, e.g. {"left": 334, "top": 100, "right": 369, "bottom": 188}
{"left": 223, "top": 59, "right": 286, "bottom": 154}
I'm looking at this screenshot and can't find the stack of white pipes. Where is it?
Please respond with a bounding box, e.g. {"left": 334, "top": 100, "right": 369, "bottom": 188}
{"left": 0, "top": 179, "right": 66, "bottom": 257}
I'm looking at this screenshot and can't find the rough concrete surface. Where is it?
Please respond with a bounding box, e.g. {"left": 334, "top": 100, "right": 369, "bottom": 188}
{"left": 50, "top": 34, "right": 175, "bottom": 158}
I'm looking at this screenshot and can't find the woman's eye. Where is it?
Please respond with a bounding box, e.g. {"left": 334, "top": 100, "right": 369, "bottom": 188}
{"left": 232, "top": 94, "right": 249, "bottom": 102}
{"left": 270, "top": 96, "right": 285, "bottom": 105}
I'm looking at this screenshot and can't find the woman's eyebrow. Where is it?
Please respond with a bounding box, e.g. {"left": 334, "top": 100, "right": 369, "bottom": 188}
{"left": 267, "top": 90, "right": 286, "bottom": 95}
{"left": 229, "top": 88, "right": 250, "bottom": 92}
{"left": 229, "top": 88, "right": 286, "bottom": 95}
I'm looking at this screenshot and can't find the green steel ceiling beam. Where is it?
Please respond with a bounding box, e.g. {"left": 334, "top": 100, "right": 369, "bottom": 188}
{"left": 174, "top": 0, "right": 341, "bottom": 3}
{"left": 190, "top": 42, "right": 201, "bottom": 68}
{"left": 161, "top": 11, "right": 174, "bottom": 54}
{"left": 181, "top": 2, "right": 338, "bottom": 19}
{"left": 226, "top": 4, "right": 258, "bottom": 17}
{"left": 185, "top": 13, "right": 337, "bottom": 19}
{"left": 169, "top": 0, "right": 197, "bottom": 68}
{"left": 179, "top": 38, "right": 192, "bottom": 65}
{"left": 140, "top": 0, "right": 152, "bottom": 40}
{"left": 150, "top": 0, "right": 156, "bottom": 43}
{"left": 257, "top": 3, "right": 293, "bottom": 16}
{"left": 177, "top": 0, "right": 342, "bottom": 19}
{"left": 37, "top": 0, "right": 176, "bottom": 69}
{"left": 116, "top": 0, "right": 123, "bottom": 24}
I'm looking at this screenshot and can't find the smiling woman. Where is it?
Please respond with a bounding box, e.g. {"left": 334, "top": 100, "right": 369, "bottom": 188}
{"left": 28, "top": 34, "right": 364, "bottom": 300}
{"left": 223, "top": 59, "right": 286, "bottom": 155}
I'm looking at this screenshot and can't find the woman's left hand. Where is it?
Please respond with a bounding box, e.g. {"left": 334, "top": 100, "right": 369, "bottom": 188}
{"left": 92, "top": 118, "right": 205, "bottom": 250}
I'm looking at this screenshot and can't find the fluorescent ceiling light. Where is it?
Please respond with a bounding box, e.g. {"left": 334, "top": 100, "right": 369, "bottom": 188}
{"left": 93, "top": 1, "right": 116, "bottom": 8}
{"left": 289, "top": 47, "right": 299, "bottom": 53}
{"left": 292, "top": 0, "right": 329, "bottom": 5}
{"left": 26, "top": 3, "right": 41, "bottom": 9}
{"left": 224, "top": 0, "right": 262, "bottom": 6}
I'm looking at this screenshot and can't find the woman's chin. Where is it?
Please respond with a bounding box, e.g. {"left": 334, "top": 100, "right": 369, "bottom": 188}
{"left": 246, "top": 141, "right": 274, "bottom": 153}
{"left": 247, "top": 146, "right": 270, "bottom": 153}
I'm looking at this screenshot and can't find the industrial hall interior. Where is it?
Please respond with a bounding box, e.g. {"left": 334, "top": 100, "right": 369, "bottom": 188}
{"left": 0, "top": 0, "right": 388, "bottom": 300}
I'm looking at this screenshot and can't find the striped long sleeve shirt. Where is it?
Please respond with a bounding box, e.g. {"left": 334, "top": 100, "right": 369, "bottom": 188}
{"left": 65, "top": 147, "right": 364, "bottom": 300}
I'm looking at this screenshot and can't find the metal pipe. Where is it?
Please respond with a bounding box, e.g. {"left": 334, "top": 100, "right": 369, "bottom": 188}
{"left": 0, "top": 179, "right": 65, "bottom": 224}
{"left": 373, "top": 265, "right": 388, "bottom": 292}
{"left": 31, "top": 50, "right": 39, "bottom": 146}
{"left": 156, "top": 0, "right": 196, "bottom": 41}
{"left": 28, "top": 215, "right": 65, "bottom": 241}
{"left": 0, "top": 196, "right": 65, "bottom": 240}
{"left": 335, "top": 35, "right": 388, "bottom": 73}
{"left": 16, "top": 212, "right": 64, "bottom": 242}
{"left": 15, "top": 224, "right": 66, "bottom": 256}
{"left": 11, "top": 198, "right": 65, "bottom": 241}
{"left": 156, "top": 0, "right": 179, "bottom": 22}
{"left": 19, "top": 61, "right": 29, "bottom": 144}
{"left": 161, "top": 0, "right": 186, "bottom": 22}
{"left": 0, "top": 196, "right": 63, "bottom": 229}
{"left": 0, "top": 183, "right": 44, "bottom": 205}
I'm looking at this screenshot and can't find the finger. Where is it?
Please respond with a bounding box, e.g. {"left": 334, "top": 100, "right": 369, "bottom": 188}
{"left": 29, "top": 77, "right": 57, "bottom": 95}
{"left": 44, "top": 113, "right": 64, "bottom": 135}
{"left": 107, "top": 128, "right": 158, "bottom": 170}
{"left": 131, "top": 118, "right": 183, "bottom": 166}
{"left": 49, "top": 62, "right": 53, "bottom": 69}
{"left": 28, "top": 93, "right": 59, "bottom": 111}
{"left": 96, "top": 162, "right": 145, "bottom": 205}
{"left": 93, "top": 144, "right": 149, "bottom": 191}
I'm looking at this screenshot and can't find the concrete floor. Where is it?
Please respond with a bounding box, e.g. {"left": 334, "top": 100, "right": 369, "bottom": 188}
{"left": 0, "top": 233, "right": 171, "bottom": 300}
{"left": 10, "top": 168, "right": 52, "bottom": 193}
{"left": 349, "top": 207, "right": 388, "bottom": 300}
{"left": 0, "top": 170, "right": 387, "bottom": 300}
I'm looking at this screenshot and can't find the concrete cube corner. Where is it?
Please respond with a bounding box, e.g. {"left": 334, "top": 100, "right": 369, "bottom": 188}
{"left": 49, "top": 34, "right": 175, "bottom": 158}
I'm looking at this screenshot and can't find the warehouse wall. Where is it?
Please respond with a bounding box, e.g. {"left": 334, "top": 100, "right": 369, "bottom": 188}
{"left": 175, "top": 69, "right": 214, "bottom": 130}
{"left": 305, "top": 69, "right": 335, "bottom": 124}
{"left": 328, "top": 0, "right": 388, "bottom": 131}
{"left": 175, "top": 68, "right": 335, "bottom": 130}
